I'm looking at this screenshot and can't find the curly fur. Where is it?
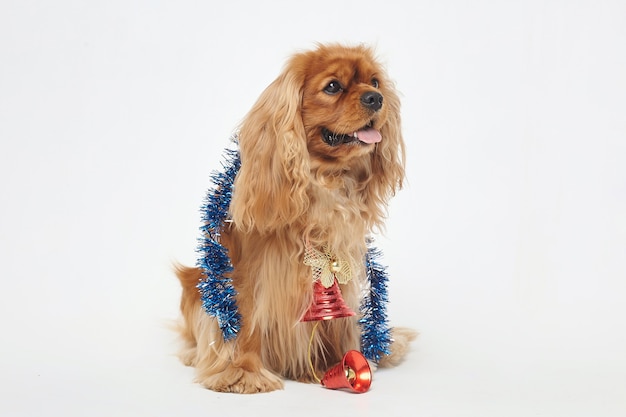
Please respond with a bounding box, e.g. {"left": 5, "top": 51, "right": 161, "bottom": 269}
{"left": 176, "top": 44, "right": 415, "bottom": 393}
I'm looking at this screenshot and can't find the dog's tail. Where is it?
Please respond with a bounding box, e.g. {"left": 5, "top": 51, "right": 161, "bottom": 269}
{"left": 174, "top": 264, "right": 203, "bottom": 309}
{"left": 173, "top": 264, "right": 204, "bottom": 361}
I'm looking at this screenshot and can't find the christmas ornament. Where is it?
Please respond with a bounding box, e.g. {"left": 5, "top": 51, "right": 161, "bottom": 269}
{"left": 321, "top": 350, "right": 372, "bottom": 393}
{"left": 300, "top": 279, "right": 356, "bottom": 322}
{"left": 302, "top": 245, "right": 369, "bottom": 392}
{"left": 303, "top": 244, "right": 352, "bottom": 287}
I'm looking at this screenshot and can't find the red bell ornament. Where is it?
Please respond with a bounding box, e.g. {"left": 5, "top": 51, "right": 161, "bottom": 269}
{"left": 321, "top": 350, "right": 372, "bottom": 393}
{"left": 301, "top": 279, "right": 356, "bottom": 322}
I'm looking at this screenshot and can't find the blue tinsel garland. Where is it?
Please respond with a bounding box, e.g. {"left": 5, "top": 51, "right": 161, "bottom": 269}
{"left": 196, "top": 142, "right": 392, "bottom": 362}
{"left": 359, "top": 243, "right": 392, "bottom": 362}
{"left": 196, "top": 144, "right": 241, "bottom": 340}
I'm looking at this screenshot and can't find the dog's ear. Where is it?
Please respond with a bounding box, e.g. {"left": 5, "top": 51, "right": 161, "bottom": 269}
{"left": 367, "top": 77, "right": 406, "bottom": 225}
{"left": 231, "top": 61, "right": 310, "bottom": 234}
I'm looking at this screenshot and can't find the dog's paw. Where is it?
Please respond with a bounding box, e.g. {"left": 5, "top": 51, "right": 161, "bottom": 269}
{"left": 377, "top": 327, "right": 418, "bottom": 368}
{"left": 199, "top": 365, "right": 284, "bottom": 394}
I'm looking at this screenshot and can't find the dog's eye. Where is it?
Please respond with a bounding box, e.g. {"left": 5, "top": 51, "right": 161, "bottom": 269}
{"left": 324, "top": 81, "right": 343, "bottom": 95}
{"left": 371, "top": 78, "right": 380, "bottom": 88}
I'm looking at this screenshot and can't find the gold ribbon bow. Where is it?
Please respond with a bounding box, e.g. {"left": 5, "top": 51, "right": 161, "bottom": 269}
{"left": 304, "top": 245, "right": 352, "bottom": 288}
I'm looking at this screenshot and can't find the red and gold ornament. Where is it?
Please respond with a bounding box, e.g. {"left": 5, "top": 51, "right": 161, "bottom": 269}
{"left": 302, "top": 244, "right": 372, "bottom": 393}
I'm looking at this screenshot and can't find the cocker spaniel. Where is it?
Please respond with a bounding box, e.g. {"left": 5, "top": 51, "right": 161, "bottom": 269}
{"left": 176, "top": 44, "right": 415, "bottom": 393}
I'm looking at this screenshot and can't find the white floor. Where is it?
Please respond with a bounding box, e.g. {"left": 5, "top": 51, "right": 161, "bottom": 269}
{"left": 1, "top": 1, "right": 625, "bottom": 416}
{"left": 2, "top": 309, "right": 624, "bottom": 417}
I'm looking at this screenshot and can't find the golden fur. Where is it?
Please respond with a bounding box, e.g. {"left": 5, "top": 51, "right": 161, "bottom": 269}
{"left": 176, "top": 44, "right": 416, "bottom": 393}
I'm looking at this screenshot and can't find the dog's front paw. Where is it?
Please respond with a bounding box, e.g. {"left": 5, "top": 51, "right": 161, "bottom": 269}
{"left": 199, "top": 365, "right": 284, "bottom": 394}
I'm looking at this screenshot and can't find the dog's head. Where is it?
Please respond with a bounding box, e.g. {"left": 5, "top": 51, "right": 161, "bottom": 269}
{"left": 232, "top": 44, "right": 405, "bottom": 233}
{"left": 295, "top": 45, "right": 397, "bottom": 165}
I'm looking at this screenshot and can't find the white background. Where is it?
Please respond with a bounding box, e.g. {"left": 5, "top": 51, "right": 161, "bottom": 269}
{"left": 1, "top": 1, "right": 625, "bottom": 416}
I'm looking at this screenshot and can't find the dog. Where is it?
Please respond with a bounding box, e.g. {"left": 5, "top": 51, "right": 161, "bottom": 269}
{"left": 176, "top": 44, "right": 416, "bottom": 393}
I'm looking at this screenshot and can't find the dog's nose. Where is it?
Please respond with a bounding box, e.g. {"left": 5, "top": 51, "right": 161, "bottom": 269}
{"left": 360, "top": 91, "right": 383, "bottom": 111}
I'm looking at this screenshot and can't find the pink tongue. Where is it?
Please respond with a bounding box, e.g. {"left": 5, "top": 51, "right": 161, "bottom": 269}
{"left": 356, "top": 127, "right": 382, "bottom": 144}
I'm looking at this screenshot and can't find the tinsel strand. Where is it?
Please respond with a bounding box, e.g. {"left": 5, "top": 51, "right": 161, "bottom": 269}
{"left": 359, "top": 242, "right": 392, "bottom": 363}
{"left": 196, "top": 140, "right": 242, "bottom": 341}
